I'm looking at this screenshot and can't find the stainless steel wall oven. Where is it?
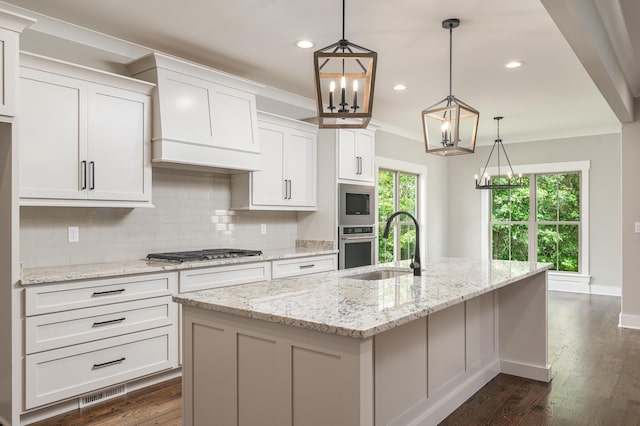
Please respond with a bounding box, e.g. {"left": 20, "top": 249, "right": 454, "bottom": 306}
{"left": 338, "top": 184, "right": 376, "bottom": 269}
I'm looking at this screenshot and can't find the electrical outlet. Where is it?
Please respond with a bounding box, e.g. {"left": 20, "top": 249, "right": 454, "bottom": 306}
{"left": 261, "top": 224, "right": 267, "bottom": 235}
{"left": 68, "top": 226, "right": 79, "bottom": 243}
{"left": 635, "top": 222, "right": 640, "bottom": 233}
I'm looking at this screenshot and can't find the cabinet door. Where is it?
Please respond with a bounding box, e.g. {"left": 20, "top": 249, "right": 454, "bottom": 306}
{"left": 87, "top": 84, "right": 151, "bottom": 202}
{"left": 337, "top": 129, "right": 359, "bottom": 181}
{"left": 210, "top": 84, "right": 259, "bottom": 153}
{"left": 285, "top": 130, "right": 316, "bottom": 207}
{"left": 158, "top": 71, "right": 213, "bottom": 144}
{"left": 357, "top": 130, "right": 375, "bottom": 183}
{"left": 19, "top": 69, "right": 87, "bottom": 200}
{"left": 0, "top": 27, "right": 18, "bottom": 117}
{"left": 251, "top": 125, "right": 285, "bottom": 206}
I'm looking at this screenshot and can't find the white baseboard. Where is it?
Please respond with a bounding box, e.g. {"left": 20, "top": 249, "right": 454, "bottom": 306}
{"left": 411, "top": 359, "right": 501, "bottom": 425}
{"left": 548, "top": 275, "right": 621, "bottom": 297}
{"left": 619, "top": 313, "right": 640, "bottom": 329}
{"left": 500, "top": 360, "right": 552, "bottom": 382}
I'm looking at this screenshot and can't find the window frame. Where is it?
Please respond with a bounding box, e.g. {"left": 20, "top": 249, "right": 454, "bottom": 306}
{"left": 481, "top": 161, "right": 590, "bottom": 287}
{"left": 375, "top": 157, "right": 427, "bottom": 264}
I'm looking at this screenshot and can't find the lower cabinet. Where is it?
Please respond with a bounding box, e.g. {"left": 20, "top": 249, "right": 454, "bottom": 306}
{"left": 22, "top": 255, "right": 337, "bottom": 413}
{"left": 271, "top": 255, "right": 337, "bottom": 279}
{"left": 25, "top": 327, "right": 176, "bottom": 409}
{"left": 24, "top": 272, "right": 179, "bottom": 410}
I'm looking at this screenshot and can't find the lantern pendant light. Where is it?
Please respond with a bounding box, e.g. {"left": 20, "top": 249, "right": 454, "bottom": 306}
{"left": 422, "top": 18, "right": 479, "bottom": 156}
{"left": 313, "top": 0, "right": 377, "bottom": 129}
{"left": 475, "top": 116, "right": 523, "bottom": 189}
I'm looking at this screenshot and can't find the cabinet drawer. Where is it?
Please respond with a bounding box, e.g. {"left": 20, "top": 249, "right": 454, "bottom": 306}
{"left": 272, "top": 255, "right": 337, "bottom": 279}
{"left": 25, "top": 272, "right": 178, "bottom": 316}
{"left": 179, "top": 261, "right": 271, "bottom": 293}
{"left": 25, "top": 296, "right": 176, "bottom": 354}
{"left": 25, "top": 326, "right": 177, "bottom": 409}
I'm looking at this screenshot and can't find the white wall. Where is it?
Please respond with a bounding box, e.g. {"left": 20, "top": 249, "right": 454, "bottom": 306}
{"left": 447, "top": 133, "right": 622, "bottom": 291}
{"left": 20, "top": 168, "right": 298, "bottom": 268}
{"left": 374, "top": 131, "right": 449, "bottom": 258}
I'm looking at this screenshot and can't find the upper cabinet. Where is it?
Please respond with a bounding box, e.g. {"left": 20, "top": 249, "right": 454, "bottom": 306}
{"left": 0, "top": 9, "right": 35, "bottom": 120}
{"left": 19, "top": 53, "right": 154, "bottom": 207}
{"left": 337, "top": 128, "right": 375, "bottom": 184}
{"left": 127, "top": 53, "right": 264, "bottom": 172}
{"left": 230, "top": 112, "right": 317, "bottom": 211}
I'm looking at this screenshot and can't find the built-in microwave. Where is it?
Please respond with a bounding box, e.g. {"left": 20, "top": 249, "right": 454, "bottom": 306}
{"left": 338, "top": 183, "right": 376, "bottom": 226}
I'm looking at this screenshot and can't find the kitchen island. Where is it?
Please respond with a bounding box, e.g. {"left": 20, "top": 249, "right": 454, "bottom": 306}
{"left": 173, "top": 257, "right": 551, "bottom": 426}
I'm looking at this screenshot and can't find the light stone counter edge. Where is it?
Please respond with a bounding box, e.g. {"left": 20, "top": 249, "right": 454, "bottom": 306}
{"left": 21, "top": 247, "right": 338, "bottom": 285}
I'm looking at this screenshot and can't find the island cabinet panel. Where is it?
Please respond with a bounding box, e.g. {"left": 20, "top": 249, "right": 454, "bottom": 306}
{"left": 374, "top": 292, "right": 498, "bottom": 426}
{"left": 428, "top": 302, "right": 466, "bottom": 396}
{"left": 182, "top": 306, "right": 373, "bottom": 426}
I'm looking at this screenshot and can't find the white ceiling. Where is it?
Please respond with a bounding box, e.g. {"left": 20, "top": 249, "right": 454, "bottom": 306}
{"left": 1, "top": 0, "right": 630, "bottom": 145}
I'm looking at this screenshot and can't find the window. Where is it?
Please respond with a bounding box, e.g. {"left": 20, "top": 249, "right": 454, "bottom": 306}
{"left": 378, "top": 169, "right": 418, "bottom": 263}
{"left": 489, "top": 169, "right": 583, "bottom": 273}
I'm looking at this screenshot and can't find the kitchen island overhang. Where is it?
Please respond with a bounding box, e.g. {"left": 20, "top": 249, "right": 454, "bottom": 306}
{"left": 174, "top": 257, "right": 551, "bottom": 426}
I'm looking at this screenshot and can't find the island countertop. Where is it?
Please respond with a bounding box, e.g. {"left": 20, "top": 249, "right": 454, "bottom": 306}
{"left": 173, "top": 257, "right": 551, "bottom": 339}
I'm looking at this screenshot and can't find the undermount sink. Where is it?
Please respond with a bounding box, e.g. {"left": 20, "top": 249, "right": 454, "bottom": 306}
{"left": 349, "top": 269, "right": 412, "bottom": 280}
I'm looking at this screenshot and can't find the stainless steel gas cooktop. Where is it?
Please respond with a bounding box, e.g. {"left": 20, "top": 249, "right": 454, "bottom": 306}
{"left": 146, "top": 248, "right": 262, "bottom": 262}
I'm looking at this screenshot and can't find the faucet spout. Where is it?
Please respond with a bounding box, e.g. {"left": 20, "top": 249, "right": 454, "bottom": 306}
{"left": 382, "top": 211, "right": 421, "bottom": 276}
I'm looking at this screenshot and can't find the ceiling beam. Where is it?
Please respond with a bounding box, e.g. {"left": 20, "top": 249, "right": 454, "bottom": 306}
{"left": 541, "top": 0, "right": 634, "bottom": 123}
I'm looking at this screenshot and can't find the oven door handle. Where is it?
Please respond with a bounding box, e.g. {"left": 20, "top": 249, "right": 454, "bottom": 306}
{"left": 340, "top": 235, "right": 377, "bottom": 241}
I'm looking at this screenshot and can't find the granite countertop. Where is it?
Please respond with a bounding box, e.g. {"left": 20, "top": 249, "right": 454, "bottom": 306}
{"left": 173, "top": 257, "right": 551, "bottom": 340}
{"left": 21, "top": 246, "right": 338, "bottom": 285}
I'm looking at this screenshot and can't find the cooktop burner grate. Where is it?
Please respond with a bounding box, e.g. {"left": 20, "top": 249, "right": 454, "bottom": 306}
{"left": 146, "top": 248, "right": 263, "bottom": 262}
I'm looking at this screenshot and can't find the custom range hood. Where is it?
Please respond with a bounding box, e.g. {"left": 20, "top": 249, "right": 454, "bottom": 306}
{"left": 128, "top": 52, "right": 265, "bottom": 172}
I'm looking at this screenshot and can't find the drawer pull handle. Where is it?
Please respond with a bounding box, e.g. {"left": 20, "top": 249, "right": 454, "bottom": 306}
{"left": 299, "top": 264, "right": 315, "bottom": 269}
{"left": 92, "top": 357, "right": 125, "bottom": 370}
{"left": 92, "top": 317, "right": 126, "bottom": 327}
{"left": 91, "top": 289, "right": 126, "bottom": 297}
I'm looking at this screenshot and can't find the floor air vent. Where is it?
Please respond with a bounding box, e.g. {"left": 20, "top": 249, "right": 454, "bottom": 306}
{"left": 79, "top": 384, "right": 127, "bottom": 408}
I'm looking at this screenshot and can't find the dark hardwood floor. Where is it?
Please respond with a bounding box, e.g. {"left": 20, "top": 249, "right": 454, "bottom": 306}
{"left": 31, "top": 291, "right": 639, "bottom": 425}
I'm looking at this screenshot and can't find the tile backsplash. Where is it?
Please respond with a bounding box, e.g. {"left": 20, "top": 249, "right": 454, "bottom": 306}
{"left": 20, "top": 168, "right": 298, "bottom": 268}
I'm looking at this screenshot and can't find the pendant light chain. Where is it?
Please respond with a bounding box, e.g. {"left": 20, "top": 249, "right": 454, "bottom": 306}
{"left": 342, "top": 0, "right": 345, "bottom": 40}
{"left": 449, "top": 23, "right": 453, "bottom": 98}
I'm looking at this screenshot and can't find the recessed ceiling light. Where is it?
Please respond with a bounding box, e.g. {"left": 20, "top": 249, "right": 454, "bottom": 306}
{"left": 505, "top": 61, "right": 523, "bottom": 69}
{"left": 393, "top": 84, "right": 407, "bottom": 91}
{"left": 296, "top": 40, "right": 314, "bottom": 49}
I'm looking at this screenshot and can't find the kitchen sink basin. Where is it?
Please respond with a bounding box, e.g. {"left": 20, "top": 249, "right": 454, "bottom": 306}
{"left": 349, "top": 269, "right": 412, "bottom": 280}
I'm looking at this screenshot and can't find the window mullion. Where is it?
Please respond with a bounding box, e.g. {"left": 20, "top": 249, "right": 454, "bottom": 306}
{"left": 393, "top": 171, "right": 400, "bottom": 261}
{"left": 530, "top": 174, "right": 537, "bottom": 264}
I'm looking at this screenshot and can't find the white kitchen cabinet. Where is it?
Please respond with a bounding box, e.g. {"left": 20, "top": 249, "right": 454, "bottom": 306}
{"left": 127, "top": 52, "right": 263, "bottom": 171}
{"left": 0, "top": 9, "right": 35, "bottom": 119}
{"left": 179, "top": 261, "right": 271, "bottom": 293}
{"left": 271, "top": 254, "right": 337, "bottom": 279}
{"left": 230, "top": 112, "right": 317, "bottom": 210}
{"left": 18, "top": 52, "right": 154, "bottom": 207}
{"left": 24, "top": 272, "right": 179, "bottom": 409}
{"left": 337, "top": 128, "right": 375, "bottom": 184}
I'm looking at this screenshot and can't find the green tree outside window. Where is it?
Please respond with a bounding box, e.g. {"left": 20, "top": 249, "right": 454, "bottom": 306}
{"left": 378, "top": 169, "right": 418, "bottom": 264}
{"left": 490, "top": 172, "right": 580, "bottom": 273}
